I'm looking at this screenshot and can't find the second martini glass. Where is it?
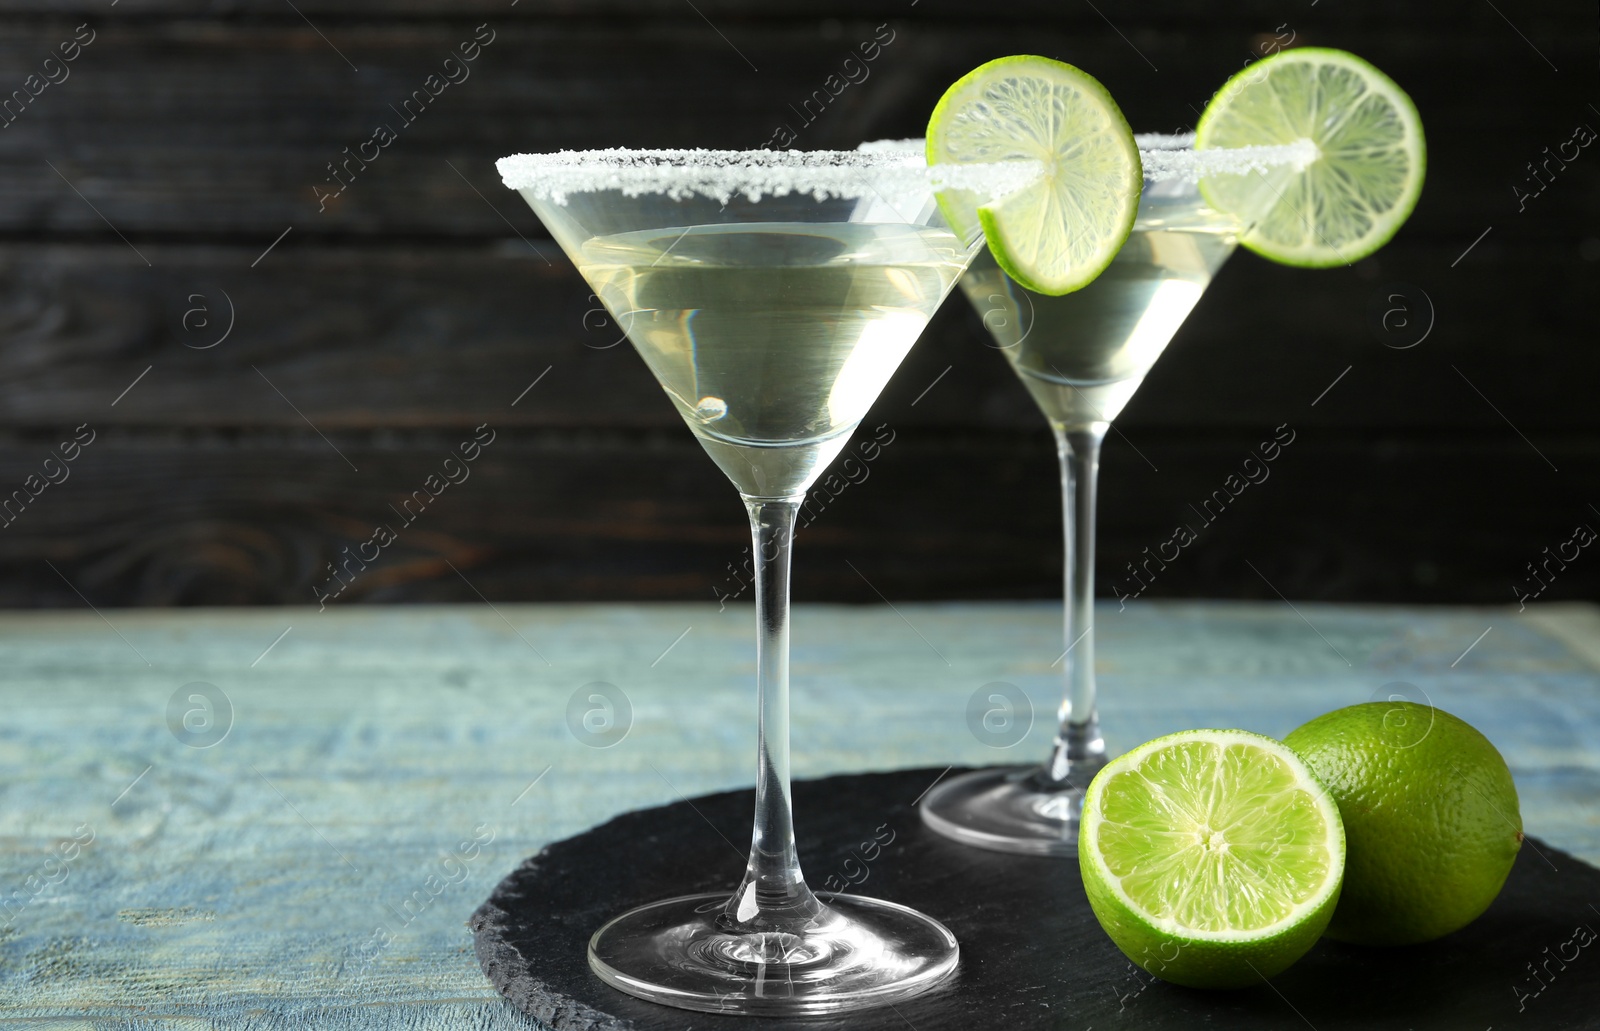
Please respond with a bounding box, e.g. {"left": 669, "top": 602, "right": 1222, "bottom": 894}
{"left": 498, "top": 148, "right": 993, "bottom": 1013}
{"left": 920, "top": 136, "right": 1248, "bottom": 856}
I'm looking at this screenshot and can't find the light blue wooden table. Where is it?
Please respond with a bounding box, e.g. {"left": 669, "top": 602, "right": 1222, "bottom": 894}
{"left": 2, "top": 601, "right": 1597, "bottom": 1028}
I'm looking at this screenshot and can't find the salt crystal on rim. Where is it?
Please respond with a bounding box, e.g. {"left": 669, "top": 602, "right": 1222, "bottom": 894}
{"left": 497, "top": 147, "right": 1042, "bottom": 206}
{"left": 1134, "top": 133, "right": 1319, "bottom": 183}
{"left": 498, "top": 136, "right": 1317, "bottom": 206}
{"left": 860, "top": 134, "right": 1317, "bottom": 183}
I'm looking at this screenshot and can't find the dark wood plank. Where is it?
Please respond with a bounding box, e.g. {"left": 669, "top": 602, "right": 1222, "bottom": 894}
{"left": 0, "top": 21, "right": 1589, "bottom": 239}
{"left": 0, "top": 2, "right": 1593, "bottom": 610}
{"left": 1, "top": 428, "right": 1594, "bottom": 607}
{"left": 0, "top": 241, "right": 1593, "bottom": 432}
{"left": 0, "top": 0, "right": 1575, "bottom": 21}
{"left": 0, "top": 242, "right": 667, "bottom": 429}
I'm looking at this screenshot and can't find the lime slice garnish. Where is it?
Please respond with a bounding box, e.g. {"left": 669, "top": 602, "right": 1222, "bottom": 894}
{"left": 1079, "top": 729, "right": 1345, "bottom": 989}
{"left": 1195, "top": 47, "right": 1425, "bottom": 268}
{"left": 927, "top": 55, "right": 1140, "bottom": 296}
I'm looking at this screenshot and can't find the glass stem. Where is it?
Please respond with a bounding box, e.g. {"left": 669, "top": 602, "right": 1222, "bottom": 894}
{"left": 722, "top": 495, "right": 825, "bottom": 935}
{"left": 1041, "top": 423, "right": 1109, "bottom": 786}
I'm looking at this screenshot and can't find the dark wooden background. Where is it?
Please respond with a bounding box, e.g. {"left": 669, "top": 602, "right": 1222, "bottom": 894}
{"left": 0, "top": 0, "right": 1594, "bottom": 608}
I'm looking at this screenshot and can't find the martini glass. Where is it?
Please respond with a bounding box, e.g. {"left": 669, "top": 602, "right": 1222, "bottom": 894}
{"left": 919, "top": 136, "right": 1247, "bottom": 856}
{"left": 498, "top": 148, "right": 988, "bottom": 1014}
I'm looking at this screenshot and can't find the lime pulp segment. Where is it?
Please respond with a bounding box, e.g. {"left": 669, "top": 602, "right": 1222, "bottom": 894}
{"left": 1086, "top": 730, "right": 1344, "bottom": 938}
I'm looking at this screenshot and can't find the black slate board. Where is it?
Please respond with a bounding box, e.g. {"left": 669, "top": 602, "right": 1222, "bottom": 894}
{"left": 472, "top": 767, "right": 1600, "bottom": 1030}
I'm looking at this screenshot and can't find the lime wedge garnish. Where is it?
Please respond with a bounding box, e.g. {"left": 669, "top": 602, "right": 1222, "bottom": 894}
{"left": 927, "top": 55, "right": 1140, "bottom": 296}
{"left": 1196, "top": 47, "right": 1425, "bottom": 268}
{"left": 1079, "top": 729, "right": 1346, "bottom": 989}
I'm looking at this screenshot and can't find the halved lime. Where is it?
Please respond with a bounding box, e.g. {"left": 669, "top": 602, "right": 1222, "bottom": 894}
{"left": 1079, "top": 729, "right": 1345, "bottom": 989}
{"left": 926, "top": 55, "right": 1140, "bottom": 295}
{"left": 1195, "top": 47, "right": 1425, "bottom": 268}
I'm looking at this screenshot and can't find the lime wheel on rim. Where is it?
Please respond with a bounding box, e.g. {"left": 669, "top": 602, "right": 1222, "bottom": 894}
{"left": 1196, "top": 47, "right": 1426, "bottom": 267}
{"left": 926, "top": 55, "right": 1141, "bottom": 295}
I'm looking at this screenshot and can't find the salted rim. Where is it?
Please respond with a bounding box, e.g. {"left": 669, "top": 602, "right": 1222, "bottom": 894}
{"left": 862, "top": 134, "right": 1317, "bottom": 183}
{"left": 496, "top": 147, "right": 1042, "bottom": 205}
{"left": 497, "top": 137, "right": 1316, "bottom": 205}
{"left": 1136, "top": 132, "right": 1318, "bottom": 182}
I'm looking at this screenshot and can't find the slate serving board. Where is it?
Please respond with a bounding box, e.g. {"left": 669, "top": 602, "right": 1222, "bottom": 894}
{"left": 473, "top": 767, "right": 1600, "bottom": 1030}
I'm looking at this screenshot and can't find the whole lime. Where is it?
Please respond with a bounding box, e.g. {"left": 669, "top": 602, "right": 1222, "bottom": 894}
{"left": 1284, "top": 701, "right": 1521, "bottom": 946}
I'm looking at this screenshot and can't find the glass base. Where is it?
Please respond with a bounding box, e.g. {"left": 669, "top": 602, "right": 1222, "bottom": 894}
{"left": 919, "top": 763, "right": 1108, "bottom": 856}
{"left": 587, "top": 891, "right": 959, "bottom": 1015}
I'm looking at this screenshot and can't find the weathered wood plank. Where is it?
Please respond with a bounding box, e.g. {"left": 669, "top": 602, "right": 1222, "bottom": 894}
{"left": 0, "top": 242, "right": 1592, "bottom": 432}
{"left": 0, "top": 601, "right": 1594, "bottom": 1025}
{"left": 0, "top": 22, "right": 1588, "bottom": 238}
{"left": 0, "top": 429, "right": 1593, "bottom": 606}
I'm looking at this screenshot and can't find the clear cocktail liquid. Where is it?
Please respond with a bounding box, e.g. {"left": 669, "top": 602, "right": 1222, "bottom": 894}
{"left": 580, "top": 221, "right": 968, "bottom": 497}
{"left": 961, "top": 192, "right": 1238, "bottom": 428}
